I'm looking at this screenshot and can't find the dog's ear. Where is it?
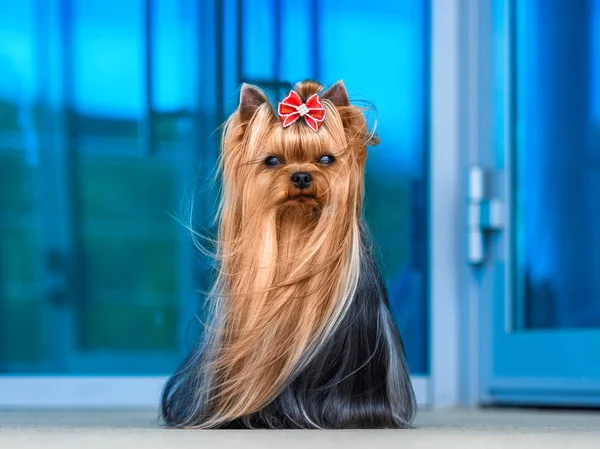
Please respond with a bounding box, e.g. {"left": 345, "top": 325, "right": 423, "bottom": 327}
{"left": 322, "top": 80, "right": 379, "bottom": 148}
{"left": 238, "top": 83, "right": 269, "bottom": 122}
{"left": 321, "top": 80, "right": 350, "bottom": 107}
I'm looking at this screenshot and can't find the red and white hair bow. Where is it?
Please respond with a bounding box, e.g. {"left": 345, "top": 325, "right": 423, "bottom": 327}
{"left": 277, "top": 90, "right": 326, "bottom": 132}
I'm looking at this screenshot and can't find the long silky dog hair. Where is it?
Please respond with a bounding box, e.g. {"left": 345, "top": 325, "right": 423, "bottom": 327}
{"left": 161, "top": 80, "right": 416, "bottom": 429}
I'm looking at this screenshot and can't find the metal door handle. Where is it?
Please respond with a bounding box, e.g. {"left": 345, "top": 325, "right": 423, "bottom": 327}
{"left": 467, "top": 165, "right": 503, "bottom": 265}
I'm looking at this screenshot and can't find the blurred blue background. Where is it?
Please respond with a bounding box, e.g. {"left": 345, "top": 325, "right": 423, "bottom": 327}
{"left": 0, "top": 0, "right": 429, "bottom": 375}
{"left": 1, "top": 0, "right": 599, "bottom": 405}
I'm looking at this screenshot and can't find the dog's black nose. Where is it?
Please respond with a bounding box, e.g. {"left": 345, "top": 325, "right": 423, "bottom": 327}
{"left": 291, "top": 172, "right": 312, "bottom": 190}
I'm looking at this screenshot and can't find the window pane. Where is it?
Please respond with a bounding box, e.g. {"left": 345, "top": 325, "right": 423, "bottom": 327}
{"left": 228, "top": 0, "right": 430, "bottom": 375}
{"left": 513, "top": 0, "right": 600, "bottom": 329}
{"left": 0, "top": 0, "right": 47, "bottom": 371}
{"left": 242, "top": 0, "right": 276, "bottom": 81}
{"left": 237, "top": 0, "right": 429, "bottom": 375}
{"left": 1, "top": 0, "right": 429, "bottom": 377}
{"left": 319, "top": 0, "right": 429, "bottom": 374}
{"left": 0, "top": 0, "right": 202, "bottom": 374}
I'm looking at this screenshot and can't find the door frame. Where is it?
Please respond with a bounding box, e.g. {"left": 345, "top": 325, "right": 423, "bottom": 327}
{"left": 429, "top": 0, "right": 501, "bottom": 408}
{"left": 429, "top": 0, "right": 464, "bottom": 408}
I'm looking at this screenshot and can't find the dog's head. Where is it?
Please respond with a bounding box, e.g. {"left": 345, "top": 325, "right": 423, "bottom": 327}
{"left": 219, "top": 80, "right": 378, "bottom": 226}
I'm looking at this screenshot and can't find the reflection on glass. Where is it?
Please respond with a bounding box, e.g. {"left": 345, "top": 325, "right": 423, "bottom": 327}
{"left": 1, "top": 0, "right": 429, "bottom": 375}
{"left": 0, "top": 0, "right": 198, "bottom": 374}
{"left": 71, "top": 0, "right": 194, "bottom": 370}
{"left": 320, "top": 1, "right": 429, "bottom": 373}
{"left": 72, "top": 1, "right": 144, "bottom": 146}
{"left": 0, "top": 0, "right": 46, "bottom": 371}
{"left": 513, "top": 0, "right": 600, "bottom": 329}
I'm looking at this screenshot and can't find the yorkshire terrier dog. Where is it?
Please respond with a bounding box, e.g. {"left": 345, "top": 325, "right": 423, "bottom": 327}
{"left": 161, "top": 80, "right": 416, "bottom": 429}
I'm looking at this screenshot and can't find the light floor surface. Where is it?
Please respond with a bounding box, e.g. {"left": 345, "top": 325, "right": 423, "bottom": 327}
{"left": 0, "top": 408, "right": 599, "bottom": 448}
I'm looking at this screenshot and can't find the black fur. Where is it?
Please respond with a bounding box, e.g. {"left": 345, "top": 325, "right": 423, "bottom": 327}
{"left": 161, "top": 245, "right": 416, "bottom": 429}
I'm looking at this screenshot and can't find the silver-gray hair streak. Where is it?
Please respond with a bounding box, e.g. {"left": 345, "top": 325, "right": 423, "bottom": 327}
{"left": 161, "top": 232, "right": 416, "bottom": 429}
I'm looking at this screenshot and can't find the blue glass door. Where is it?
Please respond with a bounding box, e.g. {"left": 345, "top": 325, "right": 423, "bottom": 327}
{"left": 484, "top": 0, "right": 600, "bottom": 405}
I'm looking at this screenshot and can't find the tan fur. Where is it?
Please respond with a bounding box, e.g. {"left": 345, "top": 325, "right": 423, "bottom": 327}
{"left": 200, "top": 80, "right": 376, "bottom": 425}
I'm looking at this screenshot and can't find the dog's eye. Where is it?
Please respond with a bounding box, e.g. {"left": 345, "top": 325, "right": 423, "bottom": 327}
{"left": 318, "top": 155, "right": 335, "bottom": 165}
{"left": 265, "top": 156, "right": 282, "bottom": 167}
